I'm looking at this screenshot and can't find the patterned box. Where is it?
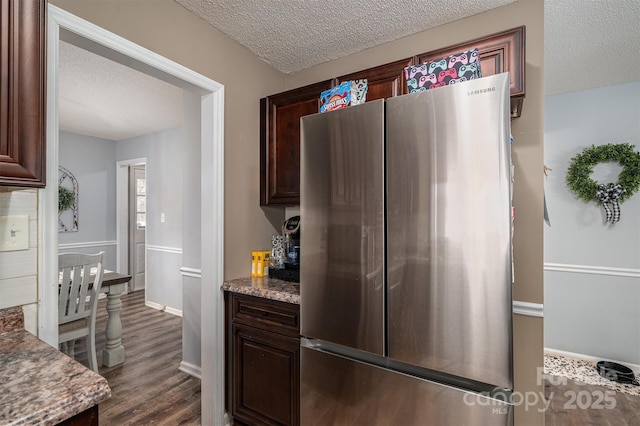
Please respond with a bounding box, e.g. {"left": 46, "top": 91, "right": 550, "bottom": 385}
{"left": 404, "top": 48, "right": 482, "bottom": 93}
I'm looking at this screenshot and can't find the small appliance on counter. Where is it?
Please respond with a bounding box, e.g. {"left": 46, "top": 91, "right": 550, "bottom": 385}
{"left": 269, "top": 215, "right": 300, "bottom": 282}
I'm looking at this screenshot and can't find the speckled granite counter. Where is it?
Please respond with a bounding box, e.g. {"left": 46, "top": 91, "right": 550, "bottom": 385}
{"left": 0, "top": 307, "right": 24, "bottom": 333}
{"left": 222, "top": 276, "right": 300, "bottom": 304}
{"left": 0, "top": 309, "right": 111, "bottom": 426}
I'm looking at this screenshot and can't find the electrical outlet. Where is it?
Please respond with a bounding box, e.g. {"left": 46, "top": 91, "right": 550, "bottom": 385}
{"left": 160, "top": 213, "right": 165, "bottom": 223}
{"left": 0, "top": 215, "right": 29, "bottom": 252}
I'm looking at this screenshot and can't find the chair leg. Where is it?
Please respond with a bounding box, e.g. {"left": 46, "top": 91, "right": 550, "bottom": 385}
{"left": 87, "top": 332, "right": 99, "bottom": 373}
{"left": 68, "top": 340, "right": 76, "bottom": 358}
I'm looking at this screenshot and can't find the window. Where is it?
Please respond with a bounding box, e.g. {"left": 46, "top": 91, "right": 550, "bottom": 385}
{"left": 136, "top": 177, "right": 146, "bottom": 229}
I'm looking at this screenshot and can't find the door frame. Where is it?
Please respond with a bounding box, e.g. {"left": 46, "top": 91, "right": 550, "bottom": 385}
{"left": 116, "top": 158, "right": 146, "bottom": 290}
{"left": 40, "top": 5, "right": 225, "bottom": 425}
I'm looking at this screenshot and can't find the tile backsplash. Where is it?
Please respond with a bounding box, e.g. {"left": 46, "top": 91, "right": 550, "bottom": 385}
{"left": 0, "top": 188, "right": 38, "bottom": 334}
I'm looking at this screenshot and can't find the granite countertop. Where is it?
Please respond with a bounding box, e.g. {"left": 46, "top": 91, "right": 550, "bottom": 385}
{"left": 0, "top": 309, "right": 111, "bottom": 426}
{"left": 222, "top": 276, "right": 300, "bottom": 304}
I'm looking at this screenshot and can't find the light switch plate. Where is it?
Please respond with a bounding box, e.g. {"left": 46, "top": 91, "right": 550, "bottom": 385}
{"left": 0, "top": 215, "right": 29, "bottom": 252}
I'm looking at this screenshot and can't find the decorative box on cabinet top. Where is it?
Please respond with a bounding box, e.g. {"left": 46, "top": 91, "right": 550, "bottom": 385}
{"left": 416, "top": 26, "right": 525, "bottom": 118}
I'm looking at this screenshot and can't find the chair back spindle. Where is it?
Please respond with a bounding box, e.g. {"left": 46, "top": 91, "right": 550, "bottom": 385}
{"left": 58, "top": 251, "right": 105, "bottom": 372}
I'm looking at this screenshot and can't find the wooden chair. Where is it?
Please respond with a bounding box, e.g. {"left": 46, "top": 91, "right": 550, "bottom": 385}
{"left": 58, "top": 251, "right": 105, "bottom": 373}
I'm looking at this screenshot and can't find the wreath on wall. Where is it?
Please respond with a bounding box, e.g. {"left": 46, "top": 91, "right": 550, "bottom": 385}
{"left": 566, "top": 143, "right": 640, "bottom": 223}
{"left": 58, "top": 166, "right": 79, "bottom": 232}
{"left": 58, "top": 186, "right": 76, "bottom": 212}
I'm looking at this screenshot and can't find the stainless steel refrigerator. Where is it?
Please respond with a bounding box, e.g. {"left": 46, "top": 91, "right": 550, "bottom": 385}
{"left": 299, "top": 73, "right": 514, "bottom": 425}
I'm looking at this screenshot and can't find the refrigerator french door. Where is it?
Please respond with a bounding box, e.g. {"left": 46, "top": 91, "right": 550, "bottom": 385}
{"left": 300, "top": 73, "right": 514, "bottom": 425}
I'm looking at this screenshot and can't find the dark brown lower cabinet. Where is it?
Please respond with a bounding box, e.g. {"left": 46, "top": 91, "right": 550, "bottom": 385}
{"left": 58, "top": 405, "right": 98, "bottom": 425}
{"left": 226, "top": 292, "right": 300, "bottom": 426}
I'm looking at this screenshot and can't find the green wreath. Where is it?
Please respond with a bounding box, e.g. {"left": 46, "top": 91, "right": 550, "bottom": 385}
{"left": 566, "top": 143, "right": 640, "bottom": 204}
{"left": 58, "top": 186, "right": 76, "bottom": 212}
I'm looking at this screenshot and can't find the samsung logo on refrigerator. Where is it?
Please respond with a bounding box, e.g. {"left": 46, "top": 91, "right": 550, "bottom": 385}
{"left": 467, "top": 87, "right": 496, "bottom": 96}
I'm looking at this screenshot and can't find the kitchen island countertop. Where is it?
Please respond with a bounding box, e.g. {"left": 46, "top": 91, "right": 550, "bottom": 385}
{"left": 222, "top": 276, "right": 300, "bottom": 304}
{"left": 0, "top": 309, "right": 111, "bottom": 426}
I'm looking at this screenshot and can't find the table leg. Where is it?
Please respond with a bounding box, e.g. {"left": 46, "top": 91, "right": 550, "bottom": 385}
{"left": 102, "top": 282, "right": 126, "bottom": 367}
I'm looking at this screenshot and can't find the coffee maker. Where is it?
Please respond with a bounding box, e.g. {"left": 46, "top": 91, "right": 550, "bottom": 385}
{"left": 269, "top": 215, "right": 300, "bottom": 282}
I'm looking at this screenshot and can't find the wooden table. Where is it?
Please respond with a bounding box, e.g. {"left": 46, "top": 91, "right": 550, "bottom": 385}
{"left": 93, "top": 271, "right": 131, "bottom": 367}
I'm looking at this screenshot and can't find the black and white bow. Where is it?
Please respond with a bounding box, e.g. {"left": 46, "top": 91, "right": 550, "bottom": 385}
{"left": 596, "top": 183, "right": 627, "bottom": 223}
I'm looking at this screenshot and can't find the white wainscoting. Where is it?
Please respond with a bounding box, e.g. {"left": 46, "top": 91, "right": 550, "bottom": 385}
{"left": 58, "top": 240, "right": 118, "bottom": 271}
{"left": 512, "top": 301, "right": 544, "bottom": 317}
{"left": 146, "top": 245, "right": 183, "bottom": 315}
{"left": 180, "top": 266, "right": 202, "bottom": 279}
{"left": 58, "top": 240, "right": 117, "bottom": 250}
{"left": 544, "top": 261, "right": 640, "bottom": 366}
{"left": 181, "top": 266, "right": 202, "bottom": 378}
{"left": 147, "top": 244, "right": 183, "bottom": 254}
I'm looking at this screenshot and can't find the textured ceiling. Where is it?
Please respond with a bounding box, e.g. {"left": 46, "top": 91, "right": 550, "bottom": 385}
{"left": 544, "top": 0, "right": 640, "bottom": 95}
{"left": 59, "top": 0, "right": 639, "bottom": 142}
{"left": 58, "top": 41, "right": 183, "bottom": 141}
{"left": 174, "top": 0, "right": 518, "bottom": 74}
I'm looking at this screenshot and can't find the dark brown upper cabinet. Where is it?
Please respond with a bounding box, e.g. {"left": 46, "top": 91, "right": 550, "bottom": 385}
{"left": 260, "top": 80, "right": 333, "bottom": 206}
{"left": 416, "top": 26, "right": 525, "bottom": 118}
{"left": 0, "top": 0, "right": 47, "bottom": 187}
{"left": 260, "top": 27, "right": 526, "bottom": 206}
{"left": 337, "top": 57, "right": 414, "bottom": 102}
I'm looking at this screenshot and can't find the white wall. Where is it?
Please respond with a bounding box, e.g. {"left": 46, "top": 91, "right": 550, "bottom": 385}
{"left": 57, "top": 126, "right": 193, "bottom": 317}
{"left": 544, "top": 81, "right": 640, "bottom": 365}
{"left": 181, "top": 90, "right": 202, "bottom": 375}
{"left": 58, "top": 132, "right": 117, "bottom": 271}
{"left": 116, "top": 127, "right": 184, "bottom": 313}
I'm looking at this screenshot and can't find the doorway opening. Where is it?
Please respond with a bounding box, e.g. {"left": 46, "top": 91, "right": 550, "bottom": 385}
{"left": 116, "top": 158, "right": 148, "bottom": 294}
{"left": 42, "top": 5, "right": 225, "bottom": 424}
{"left": 129, "top": 164, "right": 146, "bottom": 292}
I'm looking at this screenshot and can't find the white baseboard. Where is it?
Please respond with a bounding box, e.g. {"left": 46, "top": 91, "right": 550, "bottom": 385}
{"left": 179, "top": 360, "right": 202, "bottom": 380}
{"left": 545, "top": 347, "right": 640, "bottom": 374}
{"left": 223, "top": 412, "right": 232, "bottom": 426}
{"left": 145, "top": 300, "right": 182, "bottom": 317}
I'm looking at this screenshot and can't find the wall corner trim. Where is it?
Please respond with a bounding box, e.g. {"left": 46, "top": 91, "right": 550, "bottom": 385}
{"left": 513, "top": 300, "right": 543, "bottom": 317}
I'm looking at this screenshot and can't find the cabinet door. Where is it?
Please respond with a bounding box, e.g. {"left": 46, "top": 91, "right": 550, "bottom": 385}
{"left": 337, "top": 57, "right": 414, "bottom": 102}
{"left": 416, "top": 26, "right": 525, "bottom": 117}
{"left": 0, "top": 0, "right": 46, "bottom": 187}
{"left": 232, "top": 323, "right": 300, "bottom": 426}
{"left": 260, "top": 80, "right": 333, "bottom": 206}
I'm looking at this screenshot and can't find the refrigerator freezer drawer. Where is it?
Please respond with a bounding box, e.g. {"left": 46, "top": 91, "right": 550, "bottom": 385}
{"left": 301, "top": 346, "right": 513, "bottom": 426}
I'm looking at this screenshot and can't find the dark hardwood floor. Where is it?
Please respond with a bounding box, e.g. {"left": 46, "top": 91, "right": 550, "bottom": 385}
{"left": 74, "top": 290, "right": 201, "bottom": 425}
{"left": 545, "top": 377, "right": 640, "bottom": 425}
